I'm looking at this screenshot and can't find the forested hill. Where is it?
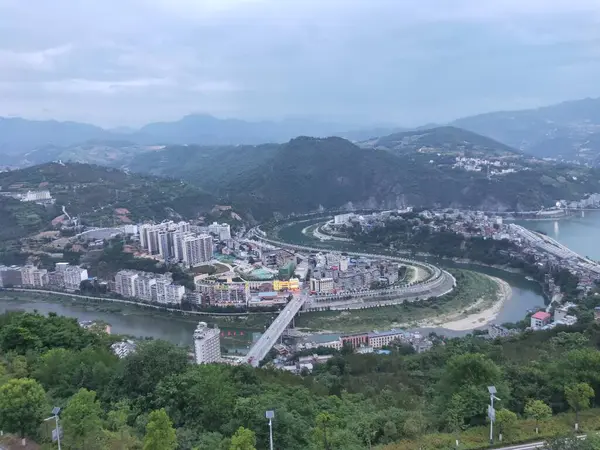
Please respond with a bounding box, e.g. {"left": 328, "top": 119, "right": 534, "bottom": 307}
{"left": 3, "top": 307, "right": 600, "bottom": 449}
{"left": 126, "top": 135, "right": 600, "bottom": 219}
{"left": 365, "top": 126, "right": 521, "bottom": 157}
{"left": 0, "top": 162, "right": 218, "bottom": 241}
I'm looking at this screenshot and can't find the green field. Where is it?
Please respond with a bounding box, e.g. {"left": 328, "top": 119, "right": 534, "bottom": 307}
{"left": 295, "top": 269, "right": 499, "bottom": 332}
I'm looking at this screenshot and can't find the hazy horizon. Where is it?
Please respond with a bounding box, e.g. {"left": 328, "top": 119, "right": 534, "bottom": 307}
{"left": 2, "top": 0, "right": 600, "bottom": 128}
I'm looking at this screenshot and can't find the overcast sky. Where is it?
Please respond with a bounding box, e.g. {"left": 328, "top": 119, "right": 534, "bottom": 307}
{"left": 1, "top": 0, "right": 600, "bottom": 128}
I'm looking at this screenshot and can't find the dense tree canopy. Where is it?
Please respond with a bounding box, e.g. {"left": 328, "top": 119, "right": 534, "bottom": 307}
{"left": 1, "top": 310, "right": 600, "bottom": 448}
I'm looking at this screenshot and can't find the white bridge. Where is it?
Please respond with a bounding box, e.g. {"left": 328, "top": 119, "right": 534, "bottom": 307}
{"left": 244, "top": 293, "right": 308, "bottom": 367}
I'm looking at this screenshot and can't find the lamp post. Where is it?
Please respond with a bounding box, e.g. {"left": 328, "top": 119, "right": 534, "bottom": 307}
{"left": 44, "top": 407, "right": 61, "bottom": 450}
{"left": 266, "top": 410, "right": 274, "bottom": 450}
{"left": 488, "top": 386, "right": 500, "bottom": 445}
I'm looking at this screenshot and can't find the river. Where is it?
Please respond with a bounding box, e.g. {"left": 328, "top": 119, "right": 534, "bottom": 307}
{"left": 1, "top": 211, "right": 598, "bottom": 345}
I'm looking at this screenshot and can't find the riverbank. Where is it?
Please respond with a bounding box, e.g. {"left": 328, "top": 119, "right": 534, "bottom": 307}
{"left": 414, "top": 276, "right": 512, "bottom": 331}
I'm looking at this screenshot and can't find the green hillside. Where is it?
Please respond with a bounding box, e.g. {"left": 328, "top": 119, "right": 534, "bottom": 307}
{"left": 0, "top": 163, "right": 217, "bottom": 241}
{"left": 369, "top": 126, "right": 521, "bottom": 157}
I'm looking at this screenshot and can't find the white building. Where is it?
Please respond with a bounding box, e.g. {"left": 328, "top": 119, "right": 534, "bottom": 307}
{"left": 114, "top": 270, "right": 139, "bottom": 298}
{"left": 140, "top": 221, "right": 192, "bottom": 257}
{"left": 111, "top": 340, "right": 136, "bottom": 358}
{"left": 20, "top": 266, "right": 48, "bottom": 287}
{"left": 22, "top": 190, "right": 52, "bottom": 202}
{"left": 208, "top": 222, "right": 231, "bottom": 241}
{"left": 193, "top": 322, "right": 221, "bottom": 364}
{"left": 181, "top": 234, "right": 213, "bottom": 267}
{"left": 63, "top": 266, "right": 88, "bottom": 291}
{"left": 333, "top": 213, "right": 354, "bottom": 225}
{"left": 134, "top": 273, "right": 156, "bottom": 302}
{"left": 554, "top": 302, "right": 577, "bottom": 322}
{"left": 339, "top": 256, "right": 350, "bottom": 272}
{"left": 310, "top": 277, "right": 335, "bottom": 293}
{"left": 154, "top": 277, "right": 185, "bottom": 305}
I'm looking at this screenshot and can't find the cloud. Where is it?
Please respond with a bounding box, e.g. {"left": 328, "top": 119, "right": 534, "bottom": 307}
{"left": 1, "top": 0, "right": 600, "bottom": 127}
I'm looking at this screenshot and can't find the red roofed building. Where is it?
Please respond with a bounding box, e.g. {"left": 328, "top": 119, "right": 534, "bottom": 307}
{"left": 531, "top": 311, "right": 551, "bottom": 330}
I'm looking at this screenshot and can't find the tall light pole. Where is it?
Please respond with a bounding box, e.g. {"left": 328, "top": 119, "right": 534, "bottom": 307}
{"left": 266, "top": 410, "right": 275, "bottom": 450}
{"left": 44, "top": 407, "right": 61, "bottom": 450}
{"left": 488, "top": 386, "right": 500, "bottom": 445}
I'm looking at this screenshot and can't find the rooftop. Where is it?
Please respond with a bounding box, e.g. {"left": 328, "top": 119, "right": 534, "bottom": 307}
{"left": 532, "top": 311, "right": 551, "bottom": 320}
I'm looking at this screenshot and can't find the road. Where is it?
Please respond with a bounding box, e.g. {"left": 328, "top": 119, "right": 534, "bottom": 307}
{"left": 244, "top": 293, "right": 307, "bottom": 367}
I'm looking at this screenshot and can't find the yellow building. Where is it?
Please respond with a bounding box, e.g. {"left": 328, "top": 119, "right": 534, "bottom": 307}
{"left": 273, "top": 278, "right": 300, "bottom": 291}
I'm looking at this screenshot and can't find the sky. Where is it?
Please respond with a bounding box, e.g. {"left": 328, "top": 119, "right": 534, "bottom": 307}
{"left": 1, "top": 0, "right": 600, "bottom": 128}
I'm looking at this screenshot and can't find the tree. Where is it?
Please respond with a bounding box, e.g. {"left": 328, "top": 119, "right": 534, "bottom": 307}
{"left": 114, "top": 340, "right": 188, "bottom": 408}
{"left": 494, "top": 409, "right": 517, "bottom": 441}
{"left": 0, "top": 378, "right": 47, "bottom": 441}
{"left": 143, "top": 409, "right": 177, "bottom": 450}
{"left": 565, "top": 382, "right": 594, "bottom": 430}
{"left": 229, "top": 426, "right": 256, "bottom": 450}
{"left": 524, "top": 399, "right": 552, "bottom": 434}
{"left": 61, "top": 388, "right": 104, "bottom": 450}
{"left": 315, "top": 412, "right": 334, "bottom": 450}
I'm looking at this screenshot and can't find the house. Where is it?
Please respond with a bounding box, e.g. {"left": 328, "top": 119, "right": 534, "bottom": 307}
{"left": 531, "top": 311, "right": 552, "bottom": 330}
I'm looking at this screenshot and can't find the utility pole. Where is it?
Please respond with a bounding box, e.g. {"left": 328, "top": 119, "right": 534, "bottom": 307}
{"left": 266, "top": 410, "right": 274, "bottom": 450}
{"left": 488, "top": 386, "right": 500, "bottom": 445}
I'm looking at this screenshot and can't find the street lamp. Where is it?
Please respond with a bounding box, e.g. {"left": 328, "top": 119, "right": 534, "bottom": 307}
{"left": 487, "top": 386, "right": 500, "bottom": 445}
{"left": 44, "top": 407, "right": 61, "bottom": 450}
{"left": 266, "top": 410, "right": 275, "bottom": 450}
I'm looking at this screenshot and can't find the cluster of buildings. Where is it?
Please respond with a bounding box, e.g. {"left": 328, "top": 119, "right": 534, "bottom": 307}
{"left": 0, "top": 263, "right": 89, "bottom": 291}
{"left": 530, "top": 302, "right": 578, "bottom": 330}
{"left": 452, "top": 157, "right": 519, "bottom": 176}
{"left": 194, "top": 277, "right": 300, "bottom": 308}
{"left": 113, "top": 270, "right": 185, "bottom": 305}
{"left": 309, "top": 252, "right": 401, "bottom": 294}
{"left": 0, "top": 189, "right": 55, "bottom": 205}
{"left": 308, "top": 329, "right": 433, "bottom": 353}
{"left": 139, "top": 221, "right": 214, "bottom": 267}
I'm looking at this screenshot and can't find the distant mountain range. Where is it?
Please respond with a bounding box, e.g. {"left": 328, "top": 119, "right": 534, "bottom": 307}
{"left": 0, "top": 114, "right": 402, "bottom": 158}
{"left": 452, "top": 97, "right": 600, "bottom": 164}
{"left": 3, "top": 96, "right": 600, "bottom": 166}
{"left": 125, "top": 128, "right": 600, "bottom": 218}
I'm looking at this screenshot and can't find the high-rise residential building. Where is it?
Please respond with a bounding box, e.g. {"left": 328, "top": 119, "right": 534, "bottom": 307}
{"left": 208, "top": 222, "right": 231, "bottom": 241}
{"left": 140, "top": 221, "right": 193, "bottom": 259}
{"left": 158, "top": 231, "right": 170, "bottom": 260}
{"left": 114, "top": 270, "right": 139, "bottom": 298}
{"left": 182, "top": 234, "right": 213, "bottom": 267}
{"left": 193, "top": 322, "right": 221, "bottom": 364}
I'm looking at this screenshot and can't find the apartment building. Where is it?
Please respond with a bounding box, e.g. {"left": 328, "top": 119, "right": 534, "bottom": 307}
{"left": 134, "top": 273, "right": 156, "bottom": 302}
{"left": 63, "top": 266, "right": 89, "bottom": 291}
{"left": 193, "top": 322, "right": 221, "bottom": 364}
{"left": 208, "top": 222, "right": 231, "bottom": 241}
{"left": 367, "top": 330, "right": 406, "bottom": 349}
{"left": 310, "top": 277, "right": 335, "bottom": 293}
{"left": 20, "top": 266, "right": 48, "bottom": 287}
{"left": 181, "top": 234, "right": 213, "bottom": 267}
{"left": 154, "top": 276, "right": 185, "bottom": 305}
{"left": 196, "top": 281, "right": 250, "bottom": 307}
{"left": 114, "top": 270, "right": 139, "bottom": 298}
